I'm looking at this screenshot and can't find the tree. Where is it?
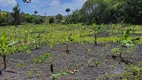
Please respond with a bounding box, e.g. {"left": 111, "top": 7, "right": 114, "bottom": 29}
{"left": 23, "top": 13, "right": 33, "bottom": 23}
{"left": 0, "top": 11, "right": 8, "bottom": 26}
{"left": 34, "top": 10, "right": 38, "bottom": 15}
{"left": 65, "top": 8, "right": 70, "bottom": 15}
{"left": 12, "top": 4, "right": 21, "bottom": 25}
{"left": 49, "top": 17, "right": 54, "bottom": 24}
{"left": 0, "top": 31, "right": 17, "bottom": 69}
{"left": 69, "top": 9, "right": 81, "bottom": 24}
{"left": 23, "top": 0, "right": 31, "bottom": 3}
{"left": 75, "top": 0, "right": 142, "bottom": 25}
{"left": 55, "top": 14, "right": 63, "bottom": 23}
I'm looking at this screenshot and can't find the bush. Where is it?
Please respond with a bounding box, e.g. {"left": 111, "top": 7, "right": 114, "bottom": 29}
{"left": 49, "top": 17, "right": 54, "bottom": 24}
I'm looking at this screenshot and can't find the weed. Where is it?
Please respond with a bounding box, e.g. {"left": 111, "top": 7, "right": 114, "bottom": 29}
{"left": 87, "top": 48, "right": 92, "bottom": 53}
{"left": 32, "top": 53, "right": 51, "bottom": 63}
{"left": 27, "top": 70, "right": 32, "bottom": 78}
{"left": 34, "top": 68, "right": 40, "bottom": 78}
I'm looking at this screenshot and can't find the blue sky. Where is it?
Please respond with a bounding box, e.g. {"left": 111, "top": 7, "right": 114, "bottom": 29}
{"left": 0, "top": 0, "right": 86, "bottom": 16}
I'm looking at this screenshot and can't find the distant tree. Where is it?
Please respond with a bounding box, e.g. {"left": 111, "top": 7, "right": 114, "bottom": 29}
{"left": 23, "top": 13, "right": 32, "bottom": 23}
{"left": 0, "top": 11, "right": 8, "bottom": 26}
{"left": 23, "top": 0, "right": 31, "bottom": 3}
{"left": 49, "top": 17, "right": 54, "bottom": 24}
{"left": 20, "top": 11, "right": 25, "bottom": 23}
{"left": 65, "top": 8, "right": 70, "bottom": 15}
{"left": 55, "top": 14, "right": 63, "bottom": 23}
{"left": 12, "top": 4, "right": 21, "bottom": 25}
{"left": 70, "top": 9, "right": 81, "bottom": 24}
{"left": 34, "top": 10, "right": 38, "bottom": 15}
{"left": 8, "top": 13, "right": 14, "bottom": 25}
{"left": 65, "top": 8, "right": 71, "bottom": 24}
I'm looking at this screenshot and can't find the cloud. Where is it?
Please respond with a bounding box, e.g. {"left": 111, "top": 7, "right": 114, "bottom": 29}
{"left": 36, "top": 0, "right": 87, "bottom": 15}
{"left": 32, "top": 0, "right": 40, "bottom": 3}
{"left": 0, "top": 0, "right": 17, "bottom": 7}
{"left": 8, "top": 0, "right": 87, "bottom": 16}
{"left": 49, "top": 0, "right": 60, "bottom": 6}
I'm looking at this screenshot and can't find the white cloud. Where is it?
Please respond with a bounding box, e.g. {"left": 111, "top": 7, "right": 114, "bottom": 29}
{"left": 32, "top": 0, "right": 40, "bottom": 3}
{"left": 0, "top": 0, "right": 17, "bottom": 7}
{"left": 21, "top": 0, "right": 87, "bottom": 16}
{"left": 49, "top": 0, "right": 60, "bottom": 6}
{"left": 42, "top": 0, "right": 87, "bottom": 15}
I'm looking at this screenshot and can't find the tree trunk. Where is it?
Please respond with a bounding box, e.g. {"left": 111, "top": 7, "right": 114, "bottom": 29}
{"left": 66, "top": 44, "right": 70, "bottom": 53}
{"left": 94, "top": 34, "right": 97, "bottom": 46}
{"left": 3, "top": 55, "right": 6, "bottom": 69}
{"left": 119, "top": 46, "right": 126, "bottom": 63}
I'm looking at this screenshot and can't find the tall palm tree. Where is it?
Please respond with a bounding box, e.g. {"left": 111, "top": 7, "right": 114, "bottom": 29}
{"left": 65, "top": 8, "right": 70, "bottom": 15}
{"left": 0, "top": 9, "right": 1, "bottom": 15}
{"left": 34, "top": 10, "right": 38, "bottom": 15}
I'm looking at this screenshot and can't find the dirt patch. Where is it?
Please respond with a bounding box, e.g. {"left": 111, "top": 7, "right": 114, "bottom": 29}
{"left": 0, "top": 43, "right": 142, "bottom": 80}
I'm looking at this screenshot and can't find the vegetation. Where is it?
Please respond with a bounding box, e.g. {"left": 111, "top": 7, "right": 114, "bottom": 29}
{"left": 111, "top": 29, "right": 140, "bottom": 64}
{"left": 0, "top": 0, "right": 142, "bottom": 79}
{"left": 69, "top": 0, "right": 142, "bottom": 25}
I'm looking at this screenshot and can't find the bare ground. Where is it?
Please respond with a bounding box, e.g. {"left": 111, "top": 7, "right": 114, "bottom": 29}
{"left": 0, "top": 42, "right": 142, "bottom": 80}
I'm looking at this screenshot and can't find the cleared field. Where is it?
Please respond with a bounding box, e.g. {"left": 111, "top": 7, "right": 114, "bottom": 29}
{"left": 0, "top": 24, "right": 142, "bottom": 80}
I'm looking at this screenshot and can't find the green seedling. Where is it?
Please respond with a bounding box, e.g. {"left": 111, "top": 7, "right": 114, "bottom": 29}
{"left": 50, "top": 64, "right": 67, "bottom": 80}
{"left": 88, "top": 58, "right": 93, "bottom": 66}
{"left": 64, "top": 33, "right": 73, "bottom": 54}
{"left": 27, "top": 70, "right": 32, "bottom": 78}
{"left": 111, "top": 29, "right": 140, "bottom": 64}
{"left": 32, "top": 53, "right": 51, "bottom": 63}
{"left": 93, "top": 24, "right": 103, "bottom": 46}
{"left": 0, "top": 31, "right": 17, "bottom": 69}
{"left": 88, "top": 58, "right": 99, "bottom": 67}
{"left": 105, "top": 44, "right": 110, "bottom": 49}
{"left": 87, "top": 48, "right": 92, "bottom": 53}
{"left": 95, "top": 61, "right": 99, "bottom": 67}
{"left": 4, "top": 76, "right": 8, "bottom": 80}
{"left": 35, "top": 34, "right": 42, "bottom": 49}
{"left": 34, "top": 68, "right": 40, "bottom": 78}
{"left": 15, "top": 63, "right": 20, "bottom": 68}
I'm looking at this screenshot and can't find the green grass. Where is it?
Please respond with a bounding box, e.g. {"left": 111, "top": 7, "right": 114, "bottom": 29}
{"left": 0, "top": 24, "right": 142, "bottom": 48}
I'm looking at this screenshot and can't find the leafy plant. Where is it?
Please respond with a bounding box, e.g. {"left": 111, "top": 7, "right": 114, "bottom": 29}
{"left": 32, "top": 53, "right": 51, "bottom": 63}
{"left": 88, "top": 58, "right": 99, "bottom": 67}
{"left": 120, "top": 64, "right": 142, "bottom": 80}
{"left": 0, "top": 31, "right": 17, "bottom": 69}
{"left": 111, "top": 29, "right": 140, "bottom": 64}
{"left": 63, "top": 33, "right": 73, "bottom": 53}
{"left": 93, "top": 24, "right": 103, "bottom": 46}
{"left": 34, "top": 68, "right": 40, "bottom": 78}
{"left": 50, "top": 64, "right": 67, "bottom": 80}
{"left": 34, "top": 34, "right": 42, "bottom": 49}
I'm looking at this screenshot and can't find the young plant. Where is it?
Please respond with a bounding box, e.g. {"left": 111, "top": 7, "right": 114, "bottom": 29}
{"left": 111, "top": 29, "right": 140, "bottom": 64}
{"left": 0, "top": 31, "right": 16, "bottom": 69}
{"left": 88, "top": 58, "right": 99, "bottom": 67}
{"left": 32, "top": 53, "right": 51, "bottom": 63}
{"left": 64, "top": 33, "right": 73, "bottom": 54}
{"left": 93, "top": 24, "right": 103, "bottom": 46}
{"left": 50, "top": 64, "right": 67, "bottom": 80}
{"left": 34, "top": 34, "right": 42, "bottom": 49}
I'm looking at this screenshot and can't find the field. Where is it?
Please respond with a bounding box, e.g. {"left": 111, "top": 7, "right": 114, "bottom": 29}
{"left": 0, "top": 24, "right": 142, "bottom": 80}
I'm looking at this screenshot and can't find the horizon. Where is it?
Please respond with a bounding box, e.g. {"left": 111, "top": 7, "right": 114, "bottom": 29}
{"left": 0, "top": 0, "right": 87, "bottom": 16}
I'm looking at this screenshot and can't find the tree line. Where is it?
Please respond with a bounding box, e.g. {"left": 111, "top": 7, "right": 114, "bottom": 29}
{"left": 1, "top": 0, "right": 142, "bottom": 26}
{"left": 69, "top": 0, "right": 142, "bottom": 25}
{"left": 0, "top": 3, "right": 67, "bottom": 26}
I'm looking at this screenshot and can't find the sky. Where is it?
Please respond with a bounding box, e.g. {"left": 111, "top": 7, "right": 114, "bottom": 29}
{"left": 0, "top": 0, "right": 87, "bottom": 16}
